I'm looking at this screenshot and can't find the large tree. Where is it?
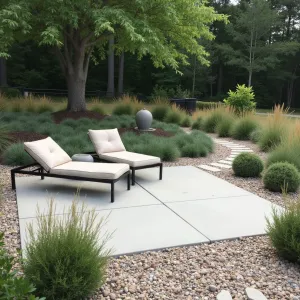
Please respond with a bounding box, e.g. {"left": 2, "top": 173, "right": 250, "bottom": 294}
{"left": 1, "top": 0, "right": 227, "bottom": 111}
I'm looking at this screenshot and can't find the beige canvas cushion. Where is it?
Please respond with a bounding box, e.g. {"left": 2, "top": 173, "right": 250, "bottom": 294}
{"left": 99, "top": 151, "right": 161, "bottom": 167}
{"left": 24, "top": 137, "right": 71, "bottom": 171}
{"left": 50, "top": 162, "right": 129, "bottom": 180}
{"left": 88, "top": 128, "right": 126, "bottom": 154}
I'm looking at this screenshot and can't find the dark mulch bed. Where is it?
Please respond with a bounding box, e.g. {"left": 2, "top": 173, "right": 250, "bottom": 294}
{"left": 118, "top": 127, "right": 174, "bottom": 137}
{"left": 8, "top": 131, "right": 48, "bottom": 143}
{"left": 52, "top": 111, "right": 107, "bottom": 124}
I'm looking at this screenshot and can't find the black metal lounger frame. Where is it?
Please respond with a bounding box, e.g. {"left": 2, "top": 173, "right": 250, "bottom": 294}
{"left": 11, "top": 162, "right": 131, "bottom": 203}
{"left": 86, "top": 152, "right": 163, "bottom": 186}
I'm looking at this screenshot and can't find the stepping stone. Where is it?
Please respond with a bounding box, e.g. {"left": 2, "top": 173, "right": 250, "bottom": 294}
{"left": 229, "top": 154, "right": 238, "bottom": 158}
{"left": 217, "top": 290, "right": 233, "bottom": 300}
{"left": 198, "top": 165, "right": 221, "bottom": 172}
{"left": 219, "top": 160, "right": 232, "bottom": 165}
{"left": 245, "top": 287, "right": 267, "bottom": 300}
{"left": 210, "top": 163, "right": 232, "bottom": 169}
{"left": 231, "top": 149, "right": 253, "bottom": 153}
{"left": 225, "top": 158, "right": 235, "bottom": 161}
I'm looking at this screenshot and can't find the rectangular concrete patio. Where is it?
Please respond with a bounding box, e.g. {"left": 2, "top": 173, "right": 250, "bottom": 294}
{"left": 16, "top": 166, "right": 281, "bottom": 256}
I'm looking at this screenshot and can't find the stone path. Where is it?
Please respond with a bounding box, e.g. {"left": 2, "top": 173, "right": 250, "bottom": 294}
{"left": 15, "top": 166, "right": 281, "bottom": 256}
{"left": 199, "top": 139, "right": 253, "bottom": 172}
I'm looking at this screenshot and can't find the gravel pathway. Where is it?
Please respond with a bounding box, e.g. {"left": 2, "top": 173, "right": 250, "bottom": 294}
{"left": 1, "top": 134, "right": 300, "bottom": 300}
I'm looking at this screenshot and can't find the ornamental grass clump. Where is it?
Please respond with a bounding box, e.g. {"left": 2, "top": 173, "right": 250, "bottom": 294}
{"left": 2, "top": 143, "right": 33, "bottom": 165}
{"left": 0, "top": 119, "right": 12, "bottom": 153}
{"left": 24, "top": 199, "right": 110, "bottom": 300}
{"left": 152, "top": 105, "right": 171, "bottom": 121}
{"left": 191, "top": 117, "right": 202, "bottom": 130}
{"left": 230, "top": 117, "right": 258, "bottom": 140}
{"left": 266, "top": 199, "right": 300, "bottom": 264}
{"left": 232, "top": 153, "right": 263, "bottom": 177}
{"left": 216, "top": 116, "right": 235, "bottom": 137}
{"left": 258, "top": 104, "right": 288, "bottom": 152}
{"left": 263, "top": 162, "right": 300, "bottom": 193}
{"left": 202, "top": 111, "right": 223, "bottom": 133}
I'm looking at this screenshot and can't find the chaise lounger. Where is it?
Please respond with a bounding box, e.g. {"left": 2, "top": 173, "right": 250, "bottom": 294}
{"left": 10, "top": 137, "right": 130, "bottom": 203}
{"left": 88, "top": 128, "right": 163, "bottom": 185}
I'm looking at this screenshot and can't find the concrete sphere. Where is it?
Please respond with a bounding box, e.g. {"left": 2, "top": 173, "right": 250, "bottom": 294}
{"left": 136, "top": 109, "right": 153, "bottom": 130}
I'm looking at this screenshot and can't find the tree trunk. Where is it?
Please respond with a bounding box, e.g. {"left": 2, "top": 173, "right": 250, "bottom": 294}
{"left": 106, "top": 36, "right": 115, "bottom": 98}
{"left": 217, "top": 63, "right": 223, "bottom": 95}
{"left": 118, "top": 51, "right": 124, "bottom": 96}
{"left": 66, "top": 73, "right": 87, "bottom": 111}
{"left": 0, "top": 58, "right": 7, "bottom": 87}
{"left": 248, "top": 70, "right": 252, "bottom": 87}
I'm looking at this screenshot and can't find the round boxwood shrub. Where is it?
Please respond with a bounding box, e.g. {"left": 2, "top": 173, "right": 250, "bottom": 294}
{"left": 232, "top": 153, "right": 264, "bottom": 177}
{"left": 263, "top": 162, "right": 300, "bottom": 192}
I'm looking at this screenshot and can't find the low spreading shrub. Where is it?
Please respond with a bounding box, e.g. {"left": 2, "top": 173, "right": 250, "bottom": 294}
{"left": 2, "top": 143, "right": 34, "bottom": 165}
{"left": 231, "top": 118, "right": 258, "bottom": 140}
{"left": 152, "top": 105, "right": 171, "bottom": 121}
{"left": 0, "top": 121, "right": 11, "bottom": 153}
{"left": 0, "top": 232, "right": 43, "bottom": 300}
{"left": 224, "top": 84, "right": 256, "bottom": 115}
{"left": 232, "top": 153, "right": 263, "bottom": 177}
{"left": 216, "top": 116, "right": 235, "bottom": 137}
{"left": 263, "top": 162, "right": 300, "bottom": 192}
{"left": 24, "top": 199, "right": 110, "bottom": 300}
{"left": 266, "top": 200, "right": 300, "bottom": 263}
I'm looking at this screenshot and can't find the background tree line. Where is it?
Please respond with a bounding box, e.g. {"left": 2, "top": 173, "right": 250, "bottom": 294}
{"left": 0, "top": 0, "right": 299, "bottom": 108}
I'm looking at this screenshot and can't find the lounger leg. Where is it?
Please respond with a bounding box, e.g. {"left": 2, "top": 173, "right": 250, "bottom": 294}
{"left": 159, "top": 163, "right": 163, "bottom": 180}
{"left": 40, "top": 168, "right": 44, "bottom": 180}
{"left": 131, "top": 169, "right": 135, "bottom": 186}
{"left": 11, "top": 170, "right": 16, "bottom": 190}
{"left": 111, "top": 183, "right": 115, "bottom": 203}
{"left": 127, "top": 173, "right": 130, "bottom": 190}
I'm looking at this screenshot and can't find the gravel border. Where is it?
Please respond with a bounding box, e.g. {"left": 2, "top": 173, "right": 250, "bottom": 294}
{"left": 1, "top": 135, "right": 300, "bottom": 300}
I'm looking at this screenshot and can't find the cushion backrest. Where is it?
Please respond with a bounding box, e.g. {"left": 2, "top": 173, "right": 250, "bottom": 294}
{"left": 88, "top": 128, "right": 126, "bottom": 154}
{"left": 24, "top": 137, "right": 71, "bottom": 171}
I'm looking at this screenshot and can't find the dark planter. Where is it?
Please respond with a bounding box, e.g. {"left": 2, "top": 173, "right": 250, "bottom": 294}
{"left": 170, "top": 98, "right": 197, "bottom": 113}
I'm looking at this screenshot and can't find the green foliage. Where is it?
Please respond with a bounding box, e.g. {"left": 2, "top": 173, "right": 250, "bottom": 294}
{"left": 196, "top": 101, "right": 223, "bottom": 110}
{"left": 112, "top": 104, "right": 133, "bottom": 116}
{"left": 152, "top": 106, "right": 171, "bottom": 121}
{"left": 266, "top": 201, "right": 300, "bottom": 264}
{"left": 258, "top": 127, "right": 284, "bottom": 152}
{"left": 202, "top": 111, "right": 223, "bottom": 133}
{"left": 232, "top": 153, "right": 263, "bottom": 177}
{"left": 0, "top": 87, "right": 21, "bottom": 98}
{"left": 3, "top": 143, "right": 34, "bottom": 165}
{"left": 263, "top": 162, "right": 300, "bottom": 192}
{"left": 0, "top": 232, "right": 43, "bottom": 300}
{"left": 266, "top": 142, "right": 300, "bottom": 172}
{"left": 216, "top": 116, "right": 235, "bottom": 137}
{"left": 0, "top": 120, "right": 12, "bottom": 153}
{"left": 231, "top": 117, "right": 258, "bottom": 140}
{"left": 191, "top": 118, "right": 202, "bottom": 130}
{"left": 164, "top": 111, "right": 183, "bottom": 125}
{"left": 224, "top": 84, "right": 256, "bottom": 115}
{"left": 250, "top": 129, "right": 262, "bottom": 143}
{"left": 24, "top": 199, "right": 110, "bottom": 300}
{"left": 90, "top": 105, "right": 106, "bottom": 115}
{"left": 181, "top": 117, "right": 192, "bottom": 127}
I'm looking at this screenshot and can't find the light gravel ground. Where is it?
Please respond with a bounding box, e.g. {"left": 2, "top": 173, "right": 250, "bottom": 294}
{"left": 1, "top": 135, "right": 300, "bottom": 300}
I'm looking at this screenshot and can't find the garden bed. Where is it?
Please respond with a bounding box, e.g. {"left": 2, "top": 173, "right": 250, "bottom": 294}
{"left": 8, "top": 131, "right": 48, "bottom": 143}
{"left": 118, "top": 127, "right": 174, "bottom": 138}
{"left": 51, "top": 110, "right": 108, "bottom": 123}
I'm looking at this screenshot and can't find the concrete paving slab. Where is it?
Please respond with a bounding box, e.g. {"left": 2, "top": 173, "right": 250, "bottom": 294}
{"left": 19, "top": 204, "right": 209, "bottom": 256}
{"left": 198, "top": 165, "right": 221, "bottom": 172}
{"left": 218, "top": 160, "right": 233, "bottom": 165}
{"left": 210, "top": 163, "right": 232, "bottom": 169}
{"left": 135, "top": 166, "right": 251, "bottom": 203}
{"left": 16, "top": 176, "right": 159, "bottom": 219}
{"left": 167, "top": 195, "right": 282, "bottom": 241}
